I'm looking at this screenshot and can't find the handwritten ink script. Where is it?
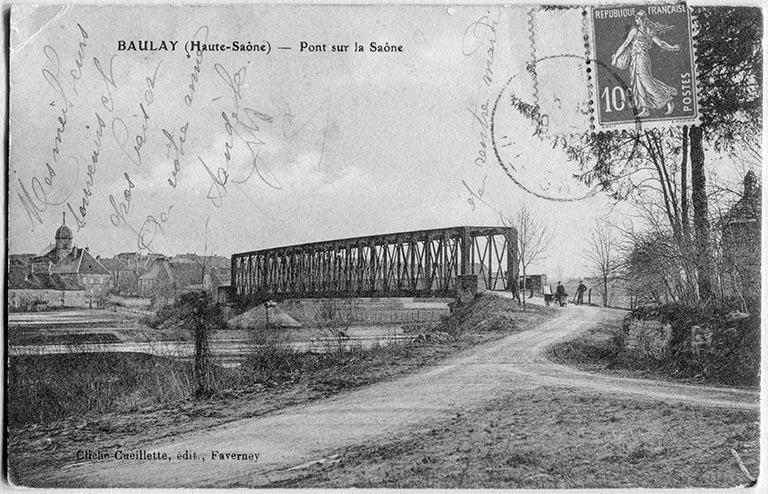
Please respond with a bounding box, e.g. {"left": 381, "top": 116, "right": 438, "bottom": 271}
{"left": 13, "top": 9, "right": 397, "bottom": 253}
{"left": 17, "top": 24, "right": 89, "bottom": 229}
{"left": 462, "top": 9, "right": 500, "bottom": 210}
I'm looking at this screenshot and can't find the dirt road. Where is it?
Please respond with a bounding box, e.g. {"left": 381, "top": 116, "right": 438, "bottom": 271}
{"left": 35, "top": 303, "right": 758, "bottom": 488}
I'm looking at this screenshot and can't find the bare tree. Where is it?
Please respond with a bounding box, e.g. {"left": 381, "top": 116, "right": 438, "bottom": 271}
{"left": 623, "top": 229, "right": 686, "bottom": 306}
{"left": 584, "top": 222, "right": 623, "bottom": 307}
{"left": 189, "top": 216, "right": 216, "bottom": 397}
{"left": 509, "top": 206, "right": 553, "bottom": 311}
{"left": 616, "top": 168, "right": 761, "bottom": 309}
{"left": 317, "top": 298, "right": 356, "bottom": 353}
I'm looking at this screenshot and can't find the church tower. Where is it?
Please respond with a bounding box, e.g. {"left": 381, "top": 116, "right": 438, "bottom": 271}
{"left": 55, "top": 212, "right": 73, "bottom": 262}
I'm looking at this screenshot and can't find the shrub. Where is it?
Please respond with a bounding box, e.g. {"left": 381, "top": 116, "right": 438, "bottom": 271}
{"left": 243, "top": 329, "right": 303, "bottom": 384}
{"left": 7, "top": 353, "right": 194, "bottom": 425}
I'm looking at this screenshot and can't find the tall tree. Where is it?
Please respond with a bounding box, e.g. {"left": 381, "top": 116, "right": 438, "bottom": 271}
{"left": 564, "top": 6, "right": 762, "bottom": 306}
{"left": 583, "top": 222, "right": 623, "bottom": 307}
{"left": 694, "top": 8, "right": 763, "bottom": 153}
{"left": 689, "top": 125, "right": 712, "bottom": 300}
{"left": 509, "top": 206, "right": 553, "bottom": 311}
{"left": 687, "top": 7, "right": 762, "bottom": 302}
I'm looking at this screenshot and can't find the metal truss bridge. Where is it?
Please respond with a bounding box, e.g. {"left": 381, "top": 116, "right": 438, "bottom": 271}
{"left": 231, "top": 226, "right": 518, "bottom": 303}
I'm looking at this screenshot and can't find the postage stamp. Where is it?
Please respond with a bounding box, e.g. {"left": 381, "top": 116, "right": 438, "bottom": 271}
{"left": 590, "top": 3, "right": 699, "bottom": 129}
{"left": 527, "top": 3, "right": 699, "bottom": 133}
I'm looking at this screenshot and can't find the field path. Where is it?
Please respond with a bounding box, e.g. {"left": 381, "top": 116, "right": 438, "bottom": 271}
{"left": 39, "top": 302, "right": 758, "bottom": 488}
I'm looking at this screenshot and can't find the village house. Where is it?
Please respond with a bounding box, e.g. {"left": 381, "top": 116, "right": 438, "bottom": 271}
{"left": 8, "top": 214, "right": 112, "bottom": 308}
{"left": 138, "top": 254, "right": 231, "bottom": 299}
{"left": 721, "top": 170, "right": 761, "bottom": 308}
{"left": 98, "top": 252, "right": 162, "bottom": 296}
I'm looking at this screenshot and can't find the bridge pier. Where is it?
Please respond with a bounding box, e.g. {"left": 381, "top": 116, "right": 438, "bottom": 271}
{"left": 457, "top": 274, "right": 478, "bottom": 304}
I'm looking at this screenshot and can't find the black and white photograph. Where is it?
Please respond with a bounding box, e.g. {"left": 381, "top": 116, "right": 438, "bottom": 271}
{"left": 3, "top": 1, "right": 763, "bottom": 489}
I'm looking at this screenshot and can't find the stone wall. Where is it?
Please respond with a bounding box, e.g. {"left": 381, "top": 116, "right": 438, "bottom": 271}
{"left": 622, "top": 316, "right": 673, "bottom": 359}
{"left": 623, "top": 309, "right": 751, "bottom": 360}
{"left": 690, "top": 324, "right": 714, "bottom": 356}
{"left": 621, "top": 305, "right": 758, "bottom": 385}
{"left": 9, "top": 289, "right": 90, "bottom": 309}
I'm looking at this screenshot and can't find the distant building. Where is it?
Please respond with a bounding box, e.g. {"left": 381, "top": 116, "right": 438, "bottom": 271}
{"left": 8, "top": 214, "right": 112, "bottom": 307}
{"left": 173, "top": 253, "right": 230, "bottom": 270}
{"left": 48, "top": 245, "right": 112, "bottom": 298}
{"left": 138, "top": 257, "right": 176, "bottom": 298}
{"left": 722, "top": 171, "right": 761, "bottom": 307}
{"left": 8, "top": 254, "right": 35, "bottom": 288}
{"left": 138, "top": 255, "right": 230, "bottom": 298}
{"left": 99, "top": 252, "right": 161, "bottom": 296}
{"left": 205, "top": 267, "right": 232, "bottom": 295}
{"left": 519, "top": 274, "right": 548, "bottom": 295}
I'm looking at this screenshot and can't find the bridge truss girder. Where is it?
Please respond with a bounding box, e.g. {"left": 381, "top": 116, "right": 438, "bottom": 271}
{"left": 232, "top": 226, "right": 518, "bottom": 302}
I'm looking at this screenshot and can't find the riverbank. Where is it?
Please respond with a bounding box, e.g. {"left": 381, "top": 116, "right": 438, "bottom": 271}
{"left": 8, "top": 295, "right": 553, "bottom": 483}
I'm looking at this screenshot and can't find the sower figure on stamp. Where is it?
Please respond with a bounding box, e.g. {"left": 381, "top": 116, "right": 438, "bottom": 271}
{"left": 611, "top": 10, "right": 680, "bottom": 117}
{"left": 576, "top": 280, "right": 587, "bottom": 305}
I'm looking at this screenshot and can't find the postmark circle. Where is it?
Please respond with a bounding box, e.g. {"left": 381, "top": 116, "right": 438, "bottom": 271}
{"left": 490, "top": 54, "right": 644, "bottom": 202}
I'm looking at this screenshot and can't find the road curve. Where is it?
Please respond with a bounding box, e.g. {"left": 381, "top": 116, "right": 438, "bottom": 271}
{"left": 33, "top": 304, "right": 758, "bottom": 488}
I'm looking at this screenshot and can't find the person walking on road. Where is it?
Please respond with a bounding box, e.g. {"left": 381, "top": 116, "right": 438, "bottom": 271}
{"left": 576, "top": 280, "right": 587, "bottom": 305}
{"left": 555, "top": 281, "right": 568, "bottom": 307}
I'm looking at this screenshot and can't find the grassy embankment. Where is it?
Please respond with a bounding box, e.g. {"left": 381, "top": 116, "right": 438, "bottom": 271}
{"left": 270, "top": 386, "right": 758, "bottom": 489}
{"left": 7, "top": 294, "right": 552, "bottom": 479}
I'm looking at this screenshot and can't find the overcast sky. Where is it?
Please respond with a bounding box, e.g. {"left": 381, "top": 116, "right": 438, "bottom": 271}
{"left": 8, "top": 4, "right": 753, "bottom": 280}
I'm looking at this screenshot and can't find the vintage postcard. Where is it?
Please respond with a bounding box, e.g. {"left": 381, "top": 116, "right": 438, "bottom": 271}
{"left": 5, "top": 2, "right": 762, "bottom": 489}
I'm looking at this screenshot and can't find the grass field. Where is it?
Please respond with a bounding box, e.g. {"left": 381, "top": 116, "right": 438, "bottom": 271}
{"left": 271, "top": 387, "right": 759, "bottom": 489}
